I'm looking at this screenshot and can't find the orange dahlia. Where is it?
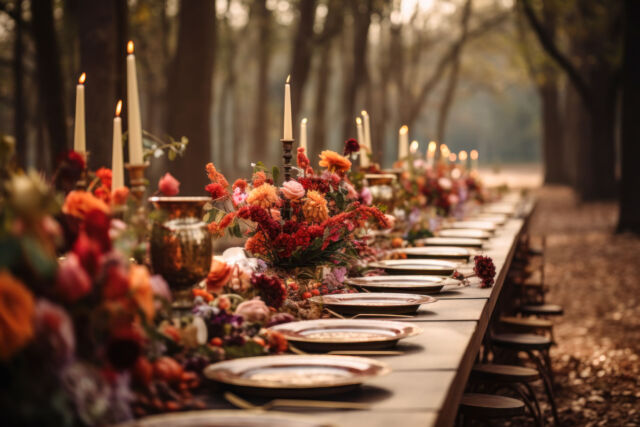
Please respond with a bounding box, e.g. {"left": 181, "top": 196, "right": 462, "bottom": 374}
{"left": 319, "top": 150, "right": 351, "bottom": 174}
{"left": 245, "top": 231, "right": 269, "bottom": 256}
{"left": 206, "top": 259, "right": 233, "bottom": 294}
{"left": 62, "top": 190, "right": 110, "bottom": 219}
{"left": 0, "top": 271, "right": 35, "bottom": 361}
{"left": 247, "top": 183, "right": 280, "bottom": 209}
{"left": 302, "top": 190, "right": 329, "bottom": 223}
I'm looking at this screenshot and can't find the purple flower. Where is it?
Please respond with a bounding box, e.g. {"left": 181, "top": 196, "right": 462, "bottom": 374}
{"left": 323, "top": 266, "right": 347, "bottom": 287}
{"left": 34, "top": 299, "right": 75, "bottom": 365}
{"left": 150, "top": 274, "right": 171, "bottom": 302}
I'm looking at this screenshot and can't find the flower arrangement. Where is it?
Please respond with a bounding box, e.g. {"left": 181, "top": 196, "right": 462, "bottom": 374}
{"left": 203, "top": 142, "right": 391, "bottom": 271}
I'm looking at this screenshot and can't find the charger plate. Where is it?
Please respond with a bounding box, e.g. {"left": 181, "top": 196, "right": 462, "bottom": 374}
{"left": 270, "top": 319, "right": 421, "bottom": 352}
{"left": 124, "top": 410, "right": 330, "bottom": 427}
{"left": 310, "top": 292, "right": 436, "bottom": 315}
{"left": 204, "top": 355, "right": 390, "bottom": 397}
{"left": 389, "top": 246, "right": 471, "bottom": 261}
{"left": 347, "top": 275, "right": 459, "bottom": 294}
{"left": 367, "top": 259, "right": 457, "bottom": 276}
{"left": 417, "top": 237, "right": 484, "bottom": 248}
{"left": 438, "top": 229, "right": 492, "bottom": 239}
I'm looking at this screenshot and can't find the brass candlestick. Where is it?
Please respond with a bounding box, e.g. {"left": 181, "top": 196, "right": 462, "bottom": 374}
{"left": 125, "top": 162, "right": 149, "bottom": 201}
{"left": 75, "top": 151, "right": 90, "bottom": 190}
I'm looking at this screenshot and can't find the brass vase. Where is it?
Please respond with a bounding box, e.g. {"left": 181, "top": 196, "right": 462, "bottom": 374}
{"left": 149, "top": 197, "right": 212, "bottom": 295}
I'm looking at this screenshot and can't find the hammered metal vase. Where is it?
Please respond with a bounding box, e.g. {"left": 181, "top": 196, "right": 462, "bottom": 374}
{"left": 149, "top": 196, "right": 212, "bottom": 292}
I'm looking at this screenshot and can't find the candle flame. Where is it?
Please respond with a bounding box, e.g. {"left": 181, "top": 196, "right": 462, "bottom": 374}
{"left": 410, "top": 140, "right": 419, "bottom": 154}
{"left": 301, "top": 117, "right": 308, "bottom": 124}
{"left": 440, "top": 143, "right": 448, "bottom": 153}
{"left": 286, "top": 74, "right": 290, "bottom": 84}
{"left": 399, "top": 125, "right": 408, "bottom": 135}
{"left": 115, "top": 100, "right": 122, "bottom": 117}
{"left": 428, "top": 141, "right": 437, "bottom": 153}
{"left": 470, "top": 149, "right": 479, "bottom": 160}
{"left": 449, "top": 153, "right": 457, "bottom": 162}
{"left": 78, "top": 73, "right": 86, "bottom": 84}
{"left": 361, "top": 110, "right": 368, "bottom": 117}
{"left": 459, "top": 150, "right": 468, "bottom": 161}
{"left": 356, "top": 117, "right": 362, "bottom": 125}
{"left": 127, "top": 41, "right": 134, "bottom": 54}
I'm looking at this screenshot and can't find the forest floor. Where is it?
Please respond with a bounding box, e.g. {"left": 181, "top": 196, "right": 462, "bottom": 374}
{"left": 501, "top": 186, "right": 640, "bottom": 426}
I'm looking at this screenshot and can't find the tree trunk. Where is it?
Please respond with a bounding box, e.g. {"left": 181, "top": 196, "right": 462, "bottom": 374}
{"left": 166, "top": 0, "right": 216, "bottom": 195}
{"left": 539, "top": 80, "right": 565, "bottom": 183}
{"left": 617, "top": 0, "right": 640, "bottom": 233}
{"left": 341, "top": 0, "right": 372, "bottom": 142}
{"left": 32, "top": 0, "right": 68, "bottom": 170}
{"left": 251, "top": 0, "right": 271, "bottom": 164}
{"left": 435, "top": 58, "right": 462, "bottom": 143}
{"left": 289, "top": 0, "right": 317, "bottom": 125}
{"left": 13, "top": 0, "right": 25, "bottom": 168}
{"left": 75, "top": 0, "right": 119, "bottom": 170}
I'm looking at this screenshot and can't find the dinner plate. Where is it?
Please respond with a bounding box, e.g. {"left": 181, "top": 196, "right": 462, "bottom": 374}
{"left": 467, "top": 214, "right": 508, "bottom": 225}
{"left": 204, "top": 355, "right": 390, "bottom": 397}
{"left": 449, "top": 221, "right": 497, "bottom": 231}
{"left": 346, "top": 275, "right": 453, "bottom": 294}
{"left": 417, "top": 237, "right": 484, "bottom": 248}
{"left": 389, "top": 246, "right": 471, "bottom": 261}
{"left": 367, "top": 259, "right": 458, "bottom": 275}
{"left": 310, "top": 292, "right": 436, "bottom": 315}
{"left": 124, "top": 410, "right": 328, "bottom": 427}
{"left": 481, "top": 203, "right": 517, "bottom": 215}
{"left": 270, "top": 319, "right": 421, "bottom": 352}
{"left": 438, "top": 229, "right": 492, "bottom": 239}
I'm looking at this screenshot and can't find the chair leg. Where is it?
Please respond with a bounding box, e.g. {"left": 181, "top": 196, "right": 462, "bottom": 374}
{"left": 507, "top": 383, "right": 544, "bottom": 427}
{"left": 523, "top": 381, "right": 544, "bottom": 426}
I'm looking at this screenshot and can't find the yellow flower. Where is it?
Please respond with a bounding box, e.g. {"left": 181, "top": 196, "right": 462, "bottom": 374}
{"left": 319, "top": 150, "right": 351, "bottom": 174}
{"left": 247, "top": 183, "right": 280, "bottom": 209}
{"left": 0, "top": 271, "right": 35, "bottom": 361}
{"left": 302, "top": 190, "right": 329, "bottom": 223}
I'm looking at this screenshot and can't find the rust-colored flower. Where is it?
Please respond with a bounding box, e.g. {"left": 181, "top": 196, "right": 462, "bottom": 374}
{"left": 232, "top": 179, "right": 248, "bottom": 192}
{"left": 111, "top": 187, "right": 130, "bottom": 205}
{"left": 302, "top": 190, "right": 329, "bottom": 223}
{"left": 206, "top": 162, "right": 229, "bottom": 188}
{"left": 247, "top": 183, "right": 280, "bottom": 209}
{"left": 206, "top": 259, "right": 233, "bottom": 294}
{"left": 96, "top": 167, "right": 112, "bottom": 190}
{"left": 318, "top": 150, "right": 351, "bottom": 174}
{"left": 0, "top": 271, "right": 35, "bottom": 361}
{"left": 245, "top": 231, "right": 269, "bottom": 256}
{"left": 62, "top": 190, "right": 110, "bottom": 219}
{"left": 252, "top": 171, "right": 267, "bottom": 187}
{"left": 129, "top": 265, "right": 155, "bottom": 322}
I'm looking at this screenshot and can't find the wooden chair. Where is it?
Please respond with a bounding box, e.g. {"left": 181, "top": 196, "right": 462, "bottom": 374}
{"left": 457, "top": 393, "right": 526, "bottom": 425}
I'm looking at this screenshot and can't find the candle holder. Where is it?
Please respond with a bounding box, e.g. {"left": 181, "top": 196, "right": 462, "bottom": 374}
{"left": 75, "top": 151, "right": 90, "bottom": 190}
{"left": 125, "top": 162, "right": 149, "bottom": 201}
{"left": 280, "top": 138, "right": 294, "bottom": 182}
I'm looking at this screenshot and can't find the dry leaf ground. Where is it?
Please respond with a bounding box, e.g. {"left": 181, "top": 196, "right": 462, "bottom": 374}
{"left": 500, "top": 186, "right": 640, "bottom": 426}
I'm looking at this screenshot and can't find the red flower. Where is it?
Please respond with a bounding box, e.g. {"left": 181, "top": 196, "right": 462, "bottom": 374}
{"left": 250, "top": 273, "right": 287, "bottom": 308}
{"left": 474, "top": 255, "right": 496, "bottom": 288}
{"left": 237, "top": 205, "right": 281, "bottom": 239}
{"left": 205, "top": 182, "right": 228, "bottom": 200}
{"left": 102, "top": 258, "right": 130, "bottom": 300}
{"left": 112, "top": 187, "right": 129, "bottom": 205}
{"left": 106, "top": 324, "right": 145, "bottom": 370}
{"left": 84, "top": 209, "right": 112, "bottom": 253}
{"left": 72, "top": 232, "right": 103, "bottom": 277}
{"left": 158, "top": 172, "right": 180, "bottom": 196}
{"left": 96, "top": 168, "right": 112, "bottom": 190}
{"left": 273, "top": 233, "right": 296, "bottom": 258}
{"left": 232, "top": 179, "right": 248, "bottom": 192}
{"left": 94, "top": 185, "right": 111, "bottom": 204}
{"left": 297, "top": 147, "right": 310, "bottom": 170}
{"left": 343, "top": 138, "right": 360, "bottom": 156}
{"left": 67, "top": 150, "right": 86, "bottom": 171}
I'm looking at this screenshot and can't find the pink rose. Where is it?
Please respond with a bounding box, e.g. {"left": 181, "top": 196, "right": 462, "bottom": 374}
{"left": 281, "top": 180, "right": 305, "bottom": 200}
{"left": 158, "top": 173, "right": 180, "bottom": 196}
{"left": 344, "top": 182, "right": 358, "bottom": 200}
{"left": 56, "top": 253, "right": 92, "bottom": 302}
{"left": 384, "top": 214, "right": 396, "bottom": 229}
{"left": 360, "top": 187, "right": 372, "bottom": 205}
{"left": 270, "top": 208, "right": 282, "bottom": 221}
{"left": 448, "top": 194, "right": 459, "bottom": 206}
{"left": 235, "top": 298, "right": 270, "bottom": 324}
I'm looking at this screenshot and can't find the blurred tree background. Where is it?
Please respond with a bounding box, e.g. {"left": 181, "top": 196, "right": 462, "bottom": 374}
{"left": 0, "top": 0, "right": 638, "bottom": 230}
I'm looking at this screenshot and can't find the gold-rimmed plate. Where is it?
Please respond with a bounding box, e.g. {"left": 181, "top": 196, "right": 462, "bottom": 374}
{"left": 310, "top": 292, "right": 436, "bottom": 315}
{"left": 367, "top": 259, "right": 458, "bottom": 275}
{"left": 346, "top": 275, "right": 461, "bottom": 294}
{"left": 438, "top": 229, "right": 492, "bottom": 239}
{"left": 467, "top": 214, "right": 508, "bottom": 225}
{"left": 417, "top": 237, "right": 484, "bottom": 248}
{"left": 389, "top": 246, "right": 471, "bottom": 261}
{"left": 270, "top": 319, "right": 421, "bottom": 352}
{"left": 122, "top": 410, "right": 329, "bottom": 427}
{"left": 449, "top": 221, "right": 497, "bottom": 231}
{"left": 204, "top": 355, "right": 390, "bottom": 397}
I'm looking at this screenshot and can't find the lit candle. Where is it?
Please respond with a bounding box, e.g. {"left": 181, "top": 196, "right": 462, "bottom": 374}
{"left": 126, "top": 41, "right": 144, "bottom": 164}
{"left": 470, "top": 149, "right": 479, "bottom": 170}
{"left": 398, "top": 125, "right": 409, "bottom": 163}
{"left": 410, "top": 140, "right": 419, "bottom": 156}
{"left": 299, "top": 118, "right": 308, "bottom": 152}
{"left": 426, "top": 141, "right": 437, "bottom": 167}
{"left": 356, "top": 117, "right": 369, "bottom": 168}
{"left": 284, "top": 75, "right": 292, "bottom": 140}
{"left": 458, "top": 150, "right": 468, "bottom": 169}
{"left": 440, "top": 144, "right": 450, "bottom": 164}
{"left": 361, "top": 110, "right": 372, "bottom": 157}
{"left": 112, "top": 100, "right": 124, "bottom": 189}
{"left": 448, "top": 152, "right": 457, "bottom": 163}
{"left": 73, "top": 73, "right": 86, "bottom": 153}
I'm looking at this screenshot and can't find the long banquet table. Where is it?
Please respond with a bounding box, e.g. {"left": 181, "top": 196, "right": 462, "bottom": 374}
{"left": 198, "top": 197, "right": 536, "bottom": 427}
